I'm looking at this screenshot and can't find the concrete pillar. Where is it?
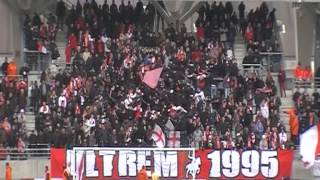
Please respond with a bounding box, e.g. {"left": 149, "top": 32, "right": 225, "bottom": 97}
{"left": 297, "top": 3, "right": 317, "bottom": 67}
{"left": 0, "top": 0, "right": 22, "bottom": 67}
{"left": 314, "top": 5, "right": 320, "bottom": 74}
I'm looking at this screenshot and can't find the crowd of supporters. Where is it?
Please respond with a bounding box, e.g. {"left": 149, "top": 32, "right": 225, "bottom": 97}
{"left": 240, "top": 2, "right": 279, "bottom": 66}
{"left": 0, "top": 58, "right": 29, "bottom": 153}
{"left": 23, "top": 12, "right": 60, "bottom": 60}
{"left": 288, "top": 62, "right": 320, "bottom": 146}
{"left": 290, "top": 89, "right": 320, "bottom": 145}
{"left": 0, "top": 1, "right": 296, "bottom": 152}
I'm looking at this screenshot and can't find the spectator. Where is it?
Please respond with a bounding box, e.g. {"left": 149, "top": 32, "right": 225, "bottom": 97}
{"left": 138, "top": 165, "right": 147, "bottom": 180}
{"left": 259, "top": 135, "right": 268, "bottom": 150}
{"left": 56, "top": 0, "right": 66, "bottom": 30}
{"left": 1, "top": 57, "right": 9, "bottom": 75}
{"left": 285, "top": 108, "right": 299, "bottom": 146}
{"left": 278, "top": 66, "right": 286, "bottom": 97}
{"left": 16, "top": 137, "right": 26, "bottom": 153}
{"left": 45, "top": 166, "right": 51, "bottom": 180}
{"left": 7, "top": 59, "right": 17, "bottom": 80}
{"left": 19, "top": 63, "right": 30, "bottom": 79}
{"left": 5, "top": 162, "right": 12, "bottom": 180}
{"left": 39, "top": 102, "right": 50, "bottom": 114}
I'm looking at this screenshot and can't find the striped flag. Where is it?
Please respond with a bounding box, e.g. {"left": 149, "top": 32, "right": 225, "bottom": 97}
{"left": 152, "top": 124, "right": 166, "bottom": 148}
{"left": 300, "top": 124, "right": 320, "bottom": 169}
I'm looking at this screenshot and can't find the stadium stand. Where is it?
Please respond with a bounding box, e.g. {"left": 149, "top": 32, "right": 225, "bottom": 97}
{"left": 1, "top": 0, "right": 309, "bottom": 157}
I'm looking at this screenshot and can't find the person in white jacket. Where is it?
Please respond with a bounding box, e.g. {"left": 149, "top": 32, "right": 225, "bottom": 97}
{"left": 84, "top": 115, "right": 96, "bottom": 137}
{"left": 39, "top": 102, "right": 50, "bottom": 114}
{"left": 194, "top": 89, "right": 205, "bottom": 107}
{"left": 58, "top": 94, "right": 67, "bottom": 108}
{"left": 260, "top": 98, "right": 269, "bottom": 119}
{"left": 86, "top": 115, "right": 96, "bottom": 128}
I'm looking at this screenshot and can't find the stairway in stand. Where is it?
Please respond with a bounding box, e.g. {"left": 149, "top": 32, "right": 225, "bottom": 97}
{"left": 279, "top": 90, "right": 295, "bottom": 140}
{"left": 233, "top": 32, "right": 246, "bottom": 69}
{"left": 24, "top": 28, "right": 69, "bottom": 135}
{"left": 53, "top": 28, "right": 68, "bottom": 71}
{"left": 25, "top": 111, "right": 36, "bottom": 135}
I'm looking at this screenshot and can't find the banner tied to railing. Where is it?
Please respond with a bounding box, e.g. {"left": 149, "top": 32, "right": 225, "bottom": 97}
{"left": 51, "top": 148, "right": 294, "bottom": 179}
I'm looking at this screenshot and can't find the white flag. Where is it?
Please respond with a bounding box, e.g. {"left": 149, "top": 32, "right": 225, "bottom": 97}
{"left": 152, "top": 124, "right": 166, "bottom": 148}
{"left": 300, "top": 124, "right": 320, "bottom": 169}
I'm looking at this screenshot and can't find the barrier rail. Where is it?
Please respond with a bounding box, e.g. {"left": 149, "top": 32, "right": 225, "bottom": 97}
{"left": 0, "top": 147, "right": 50, "bottom": 160}
{"left": 241, "top": 63, "right": 267, "bottom": 77}
{"left": 24, "top": 50, "right": 51, "bottom": 72}
{"left": 0, "top": 75, "right": 24, "bottom": 80}
{"left": 292, "top": 77, "right": 320, "bottom": 90}
{"left": 259, "top": 52, "right": 283, "bottom": 72}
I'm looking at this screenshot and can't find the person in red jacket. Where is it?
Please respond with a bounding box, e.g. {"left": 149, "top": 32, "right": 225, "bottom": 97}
{"left": 65, "top": 42, "right": 72, "bottom": 66}
{"left": 244, "top": 23, "right": 254, "bottom": 42}
{"left": 278, "top": 66, "right": 286, "bottom": 97}
{"left": 196, "top": 23, "right": 205, "bottom": 40}
{"left": 68, "top": 33, "right": 77, "bottom": 51}
{"left": 294, "top": 63, "right": 303, "bottom": 80}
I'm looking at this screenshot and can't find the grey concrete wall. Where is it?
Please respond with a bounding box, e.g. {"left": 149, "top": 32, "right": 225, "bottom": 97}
{"left": 0, "top": 159, "right": 50, "bottom": 179}
{"left": 297, "top": 3, "right": 317, "bottom": 67}
{"left": 0, "top": 0, "right": 22, "bottom": 66}
{"left": 272, "top": 2, "right": 297, "bottom": 58}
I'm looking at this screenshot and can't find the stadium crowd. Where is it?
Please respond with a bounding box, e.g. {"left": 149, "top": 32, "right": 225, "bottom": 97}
{"left": 0, "top": 1, "right": 300, "bottom": 152}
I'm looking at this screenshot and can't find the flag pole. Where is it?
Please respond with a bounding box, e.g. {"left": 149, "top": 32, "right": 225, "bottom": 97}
{"left": 193, "top": 148, "right": 196, "bottom": 180}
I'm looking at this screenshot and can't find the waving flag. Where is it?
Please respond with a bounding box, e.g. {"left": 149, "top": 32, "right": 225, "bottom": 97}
{"left": 168, "top": 131, "right": 181, "bottom": 148}
{"left": 300, "top": 124, "right": 320, "bottom": 168}
{"left": 143, "top": 67, "right": 163, "bottom": 89}
{"left": 152, "top": 124, "right": 166, "bottom": 148}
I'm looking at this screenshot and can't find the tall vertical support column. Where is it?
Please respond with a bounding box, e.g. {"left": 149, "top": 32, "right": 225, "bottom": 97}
{"left": 314, "top": 6, "right": 320, "bottom": 76}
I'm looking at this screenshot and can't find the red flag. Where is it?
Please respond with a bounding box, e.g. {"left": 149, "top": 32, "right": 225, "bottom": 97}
{"left": 142, "top": 67, "right": 163, "bottom": 89}
{"left": 168, "top": 131, "right": 181, "bottom": 148}
{"left": 51, "top": 148, "right": 66, "bottom": 178}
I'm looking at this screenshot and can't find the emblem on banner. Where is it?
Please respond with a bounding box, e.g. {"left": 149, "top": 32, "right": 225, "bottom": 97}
{"left": 185, "top": 154, "right": 201, "bottom": 178}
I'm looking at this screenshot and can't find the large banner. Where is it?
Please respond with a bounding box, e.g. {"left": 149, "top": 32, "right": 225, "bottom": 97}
{"left": 51, "top": 148, "right": 294, "bottom": 179}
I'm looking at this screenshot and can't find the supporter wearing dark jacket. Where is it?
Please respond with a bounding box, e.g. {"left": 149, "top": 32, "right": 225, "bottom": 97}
{"left": 56, "top": 0, "right": 66, "bottom": 30}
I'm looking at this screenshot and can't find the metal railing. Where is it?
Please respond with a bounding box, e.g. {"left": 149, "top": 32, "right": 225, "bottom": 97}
{"left": 0, "top": 147, "right": 50, "bottom": 160}
{"left": 292, "top": 77, "right": 320, "bottom": 90}
{"left": 241, "top": 63, "right": 267, "bottom": 77}
{"left": 259, "top": 52, "right": 283, "bottom": 72}
{"left": 24, "top": 50, "right": 51, "bottom": 72}
{"left": 0, "top": 74, "right": 24, "bottom": 80}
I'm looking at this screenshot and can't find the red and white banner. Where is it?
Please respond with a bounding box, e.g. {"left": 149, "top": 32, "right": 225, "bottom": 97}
{"left": 51, "top": 148, "right": 294, "bottom": 179}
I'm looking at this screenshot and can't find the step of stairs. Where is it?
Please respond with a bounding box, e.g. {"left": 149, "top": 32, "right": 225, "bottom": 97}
{"left": 25, "top": 111, "right": 36, "bottom": 135}
{"left": 279, "top": 90, "right": 295, "bottom": 139}
{"left": 233, "top": 32, "right": 246, "bottom": 68}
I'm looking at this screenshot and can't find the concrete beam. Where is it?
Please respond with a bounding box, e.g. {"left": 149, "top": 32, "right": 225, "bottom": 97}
{"left": 179, "top": 2, "right": 205, "bottom": 23}
{"left": 151, "top": 0, "right": 175, "bottom": 25}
